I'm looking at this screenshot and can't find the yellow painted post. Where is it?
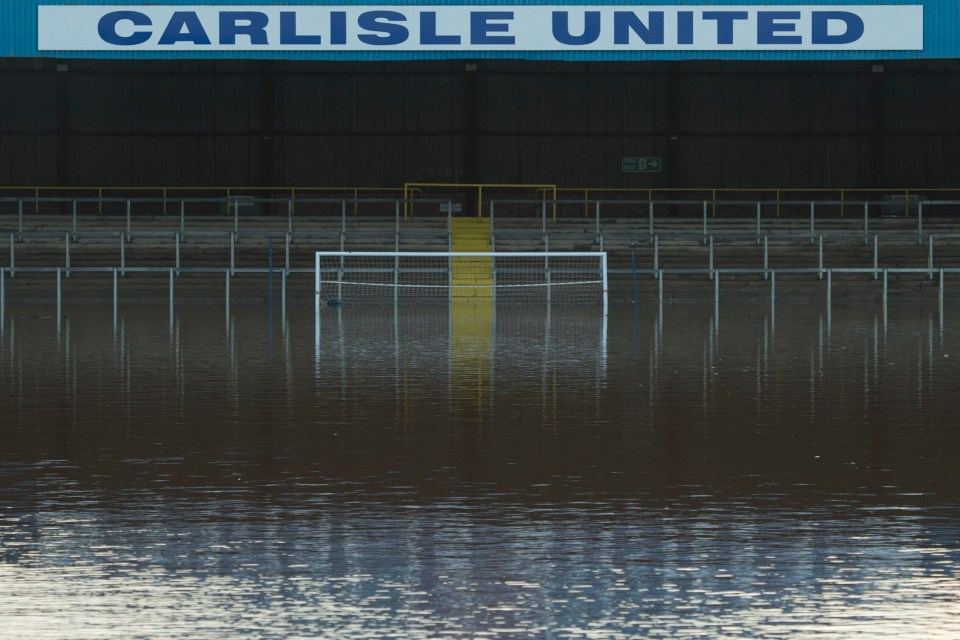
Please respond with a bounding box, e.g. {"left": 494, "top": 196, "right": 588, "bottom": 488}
{"left": 552, "top": 186, "right": 557, "bottom": 223}
{"left": 712, "top": 189, "right": 717, "bottom": 217}
{"left": 164, "top": 188, "right": 168, "bottom": 214}
{"left": 583, "top": 189, "right": 589, "bottom": 218}
{"left": 291, "top": 188, "right": 296, "bottom": 217}
{"left": 840, "top": 190, "right": 845, "bottom": 217}
{"left": 905, "top": 189, "right": 910, "bottom": 216}
{"left": 98, "top": 188, "right": 103, "bottom": 215}
{"left": 477, "top": 185, "right": 483, "bottom": 220}
{"left": 35, "top": 187, "right": 39, "bottom": 214}
{"left": 225, "top": 188, "right": 230, "bottom": 214}
{"left": 776, "top": 190, "right": 781, "bottom": 218}
{"left": 354, "top": 188, "right": 359, "bottom": 216}
{"left": 403, "top": 184, "right": 408, "bottom": 221}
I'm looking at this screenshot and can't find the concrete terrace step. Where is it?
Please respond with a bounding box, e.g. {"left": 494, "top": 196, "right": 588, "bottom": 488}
{"left": 451, "top": 218, "right": 493, "bottom": 253}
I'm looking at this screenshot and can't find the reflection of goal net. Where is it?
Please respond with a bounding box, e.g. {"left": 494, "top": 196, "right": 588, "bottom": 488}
{"left": 315, "top": 251, "right": 607, "bottom": 310}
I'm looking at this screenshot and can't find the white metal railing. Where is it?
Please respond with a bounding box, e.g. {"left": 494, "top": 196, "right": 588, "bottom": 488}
{"left": 1, "top": 264, "right": 955, "bottom": 338}
{"left": 488, "top": 198, "right": 960, "bottom": 248}
{"left": 0, "top": 196, "right": 457, "bottom": 238}
{"left": 2, "top": 195, "right": 959, "bottom": 321}
{"left": 4, "top": 196, "right": 960, "bottom": 240}
{"left": 3, "top": 228, "right": 960, "bottom": 285}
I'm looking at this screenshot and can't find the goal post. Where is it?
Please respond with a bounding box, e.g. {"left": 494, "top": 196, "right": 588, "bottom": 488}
{"left": 315, "top": 251, "right": 608, "bottom": 314}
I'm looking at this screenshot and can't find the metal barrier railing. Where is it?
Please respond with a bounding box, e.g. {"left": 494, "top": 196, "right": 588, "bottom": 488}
{"left": 3, "top": 199, "right": 960, "bottom": 282}
{"left": 489, "top": 198, "right": 960, "bottom": 247}
{"left": 1, "top": 264, "right": 954, "bottom": 337}
{"left": 4, "top": 195, "right": 960, "bottom": 240}
{"left": 0, "top": 196, "right": 460, "bottom": 238}
{"left": 556, "top": 187, "right": 960, "bottom": 219}
{"left": 2, "top": 195, "right": 960, "bottom": 309}
{"left": 3, "top": 228, "right": 958, "bottom": 281}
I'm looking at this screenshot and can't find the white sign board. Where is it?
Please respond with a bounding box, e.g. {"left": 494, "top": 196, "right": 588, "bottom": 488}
{"left": 38, "top": 5, "right": 924, "bottom": 52}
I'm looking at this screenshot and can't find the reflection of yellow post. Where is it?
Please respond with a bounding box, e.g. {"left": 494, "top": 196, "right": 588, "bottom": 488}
{"left": 451, "top": 297, "right": 493, "bottom": 411}
{"left": 452, "top": 300, "right": 493, "bottom": 348}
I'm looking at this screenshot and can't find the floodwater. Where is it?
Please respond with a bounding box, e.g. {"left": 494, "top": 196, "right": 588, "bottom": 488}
{"left": 1, "top": 301, "right": 958, "bottom": 639}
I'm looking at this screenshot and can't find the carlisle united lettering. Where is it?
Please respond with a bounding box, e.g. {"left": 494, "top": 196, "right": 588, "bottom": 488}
{"left": 96, "top": 8, "right": 864, "bottom": 48}
{"left": 36, "top": 5, "right": 925, "bottom": 52}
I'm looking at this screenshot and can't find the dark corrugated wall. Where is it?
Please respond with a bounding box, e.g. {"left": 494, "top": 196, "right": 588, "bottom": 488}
{"left": 1, "top": 58, "right": 959, "bottom": 188}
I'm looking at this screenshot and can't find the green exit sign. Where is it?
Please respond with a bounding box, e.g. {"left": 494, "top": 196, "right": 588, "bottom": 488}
{"left": 622, "top": 156, "right": 662, "bottom": 173}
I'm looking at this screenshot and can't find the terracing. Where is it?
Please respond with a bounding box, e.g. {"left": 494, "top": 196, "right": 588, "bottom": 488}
{"left": 1, "top": 201, "right": 959, "bottom": 306}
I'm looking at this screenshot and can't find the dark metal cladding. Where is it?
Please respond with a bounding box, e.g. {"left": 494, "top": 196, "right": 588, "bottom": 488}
{"left": 2, "top": 56, "right": 960, "bottom": 188}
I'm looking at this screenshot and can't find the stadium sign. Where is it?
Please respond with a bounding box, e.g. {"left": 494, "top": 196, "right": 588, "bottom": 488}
{"left": 37, "top": 5, "right": 924, "bottom": 52}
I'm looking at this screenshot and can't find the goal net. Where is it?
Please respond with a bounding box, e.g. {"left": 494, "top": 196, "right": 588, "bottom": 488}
{"left": 315, "top": 251, "right": 607, "bottom": 310}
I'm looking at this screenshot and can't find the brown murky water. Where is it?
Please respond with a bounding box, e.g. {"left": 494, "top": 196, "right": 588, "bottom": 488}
{"left": 1, "top": 301, "right": 958, "bottom": 638}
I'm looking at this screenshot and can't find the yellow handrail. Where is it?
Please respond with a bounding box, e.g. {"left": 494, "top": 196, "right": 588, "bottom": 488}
{"left": 404, "top": 182, "right": 557, "bottom": 221}
{"left": 404, "top": 188, "right": 423, "bottom": 221}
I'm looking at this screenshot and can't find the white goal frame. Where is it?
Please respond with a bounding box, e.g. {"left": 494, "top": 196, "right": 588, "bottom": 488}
{"left": 315, "top": 251, "right": 608, "bottom": 315}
